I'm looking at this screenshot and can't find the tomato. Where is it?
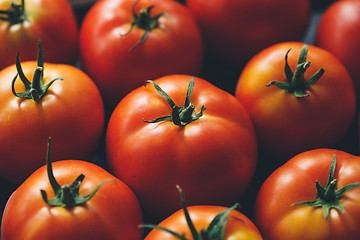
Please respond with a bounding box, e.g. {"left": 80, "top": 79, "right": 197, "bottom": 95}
{"left": 184, "top": 0, "right": 311, "bottom": 66}
{"left": 0, "top": 42, "right": 104, "bottom": 184}
{"left": 1, "top": 139, "right": 143, "bottom": 240}
{"left": 143, "top": 186, "right": 263, "bottom": 240}
{"left": 254, "top": 149, "right": 360, "bottom": 240}
{"left": 314, "top": 0, "right": 360, "bottom": 95}
{"left": 235, "top": 42, "right": 356, "bottom": 160}
{"left": 79, "top": 0, "right": 203, "bottom": 110}
{"left": 106, "top": 74, "right": 257, "bottom": 219}
{"left": 0, "top": 0, "right": 78, "bottom": 70}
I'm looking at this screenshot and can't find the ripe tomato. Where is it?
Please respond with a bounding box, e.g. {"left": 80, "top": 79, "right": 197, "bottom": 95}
{"left": 184, "top": 0, "right": 311, "bottom": 66}
{"left": 254, "top": 149, "right": 360, "bottom": 240}
{"left": 1, "top": 140, "right": 143, "bottom": 240}
{"left": 79, "top": 0, "right": 203, "bottom": 110}
{"left": 0, "top": 0, "right": 78, "bottom": 70}
{"left": 314, "top": 0, "right": 360, "bottom": 95}
{"left": 235, "top": 42, "right": 356, "bottom": 160}
{"left": 0, "top": 42, "right": 104, "bottom": 184}
{"left": 143, "top": 186, "right": 263, "bottom": 240}
{"left": 106, "top": 74, "right": 257, "bottom": 219}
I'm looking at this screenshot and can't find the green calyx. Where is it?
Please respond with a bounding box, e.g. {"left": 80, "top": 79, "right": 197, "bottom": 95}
{"left": 41, "top": 138, "right": 113, "bottom": 209}
{"left": 122, "top": 0, "right": 169, "bottom": 51}
{"left": 293, "top": 155, "right": 360, "bottom": 220}
{"left": 143, "top": 77, "right": 206, "bottom": 127}
{"left": 11, "top": 39, "right": 62, "bottom": 101}
{"left": 266, "top": 44, "right": 325, "bottom": 98}
{"left": 0, "top": 0, "right": 27, "bottom": 24}
{"left": 141, "top": 185, "right": 242, "bottom": 240}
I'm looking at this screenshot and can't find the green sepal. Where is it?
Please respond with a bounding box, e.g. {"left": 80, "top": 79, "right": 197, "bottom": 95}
{"left": 11, "top": 39, "right": 62, "bottom": 101}
{"left": 121, "top": 0, "right": 169, "bottom": 51}
{"left": 40, "top": 138, "right": 114, "bottom": 209}
{"left": 292, "top": 155, "right": 360, "bottom": 220}
{"left": 0, "top": 0, "right": 26, "bottom": 24}
{"left": 143, "top": 77, "right": 206, "bottom": 126}
{"left": 266, "top": 44, "right": 325, "bottom": 98}
{"left": 140, "top": 185, "right": 241, "bottom": 240}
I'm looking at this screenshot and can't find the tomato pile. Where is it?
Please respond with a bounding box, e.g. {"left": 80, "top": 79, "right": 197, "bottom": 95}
{"left": 0, "top": 0, "right": 359, "bottom": 239}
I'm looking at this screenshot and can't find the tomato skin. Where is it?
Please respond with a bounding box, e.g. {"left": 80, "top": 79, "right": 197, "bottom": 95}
{"left": 0, "top": 0, "right": 78, "bottom": 70}
{"left": 1, "top": 160, "right": 143, "bottom": 240}
{"left": 235, "top": 42, "right": 356, "bottom": 160}
{"left": 0, "top": 62, "right": 104, "bottom": 184}
{"left": 185, "top": 0, "right": 310, "bottom": 66}
{"left": 254, "top": 149, "right": 360, "bottom": 240}
{"left": 314, "top": 0, "right": 360, "bottom": 94}
{"left": 106, "top": 74, "right": 257, "bottom": 219}
{"left": 144, "top": 205, "right": 263, "bottom": 240}
{"left": 79, "top": 0, "right": 203, "bottom": 110}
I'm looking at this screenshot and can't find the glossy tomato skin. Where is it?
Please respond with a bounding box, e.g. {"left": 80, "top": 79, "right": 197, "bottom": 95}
{"left": 314, "top": 0, "right": 360, "bottom": 94}
{"left": 1, "top": 160, "right": 143, "bottom": 240}
{"left": 79, "top": 0, "right": 203, "bottom": 110}
{"left": 106, "top": 74, "right": 258, "bottom": 219}
{"left": 145, "top": 205, "right": 263, "bottom": 239}
{"left": 0, "top": 0, "right": 78, "bottom": 70}
{"left": 0, "top": 62, "right": 104, "bottom": 184}
{"left": 235, "top": 42, "right": 356, "bottom": 160}
{"left": 254, "top": 149, "right": 360, "bottom": 240}
{"left": 185, "top": 0, "right": 310, "bottom": 66}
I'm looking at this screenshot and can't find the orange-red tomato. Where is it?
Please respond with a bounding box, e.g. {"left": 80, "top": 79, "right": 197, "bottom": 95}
{"left": 0, "top": 0, "right": 78, "bottom": 69}
{"left": 314, "top": 0, "right": 360, "bottom": 94}
{"left": 106, "top": 74, "right": 257, "bottom": 219}
{"left": 0, "top": 52, "right": 104, "bottom": 184}
{"left": 1, "top": 158, "right": 143, "bottom": 240}
{"left": 255, "top": 149, "right": 360, "bottom": 240}
{"left": 79, "top": 0, "right": 203, "bottom": 110}
{"left": 145, "top": 205, "right": 263, "bottom": 240}
{"left": 235, "top": 42, "right": 356, "bottom": 160}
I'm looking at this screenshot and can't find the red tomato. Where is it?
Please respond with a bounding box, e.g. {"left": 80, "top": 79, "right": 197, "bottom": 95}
{"left": 184, "top": 0, "right": 311, "bottom": 66}
{"left": 235, "top": 42, "right": 356, "bottom": 160}
{"left": 0, "top": 43, "right": 104, "bottom": 184}
{"left": 106, "top": 74, "right": 257, "bottom": 219}
{"left": 1, "top": 140, "right": 143, "bottom": 240}
{"left": 144, "top": 187, "right": 263, "bottom": 240}
{"left": 79, "top": 0, "right": 203, "bottom": 110}
{"left": 254, "top": 149, "right": 360, "bottom": 240}
{"left": 314, "top": 0, "right": 360, "bottom": 94}
{"left": 0, "top": 0, "right": 78, "bottom": 70}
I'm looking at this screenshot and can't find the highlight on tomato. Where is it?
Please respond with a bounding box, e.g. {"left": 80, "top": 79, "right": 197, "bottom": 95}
{"left": 142, "top": 185, "right": 263, "bottom": 240}
{"left": 1, "top": 138, "right": 144, "bottom": 240}
{"left": 0, "top": 0, "right": 78, "bottom": 70}
{"left": 235, "top": 42, "right": 356, "bottom": 160}
{"left": 79, "top": 0, "right": 203, "bottom": 110}
{"left": 106, "top": 74, "right": 258, "bottom": 219}
{"left": 254, "top": 149, "right": 360, "bottom": 240}
{"left": 0, "top": 40, "right": 104, "bottom": 184}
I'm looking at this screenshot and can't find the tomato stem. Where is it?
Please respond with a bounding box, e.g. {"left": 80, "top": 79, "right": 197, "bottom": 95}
{"left": 292, "top": 155, "right": 360, "bottom": 220}
{"left": 143, "top": 77, "right": 206, "bottom": 126}
{"left": 121, "top": 0, "right": 169, "bottom": 51}
{"left": 11, "top": 39, "right": 63, "bottom": 101}
{"left": 0, "top": 0, "right": 26, "bottom": 24}
{"left": 266, "top": 45, "right": 325, "bottom": 98}
{"left": 40, "top": 138, "right": 114, "bottom": 208}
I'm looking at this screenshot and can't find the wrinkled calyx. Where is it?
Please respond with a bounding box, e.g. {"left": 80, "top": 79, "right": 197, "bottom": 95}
{"left": 293, "top": 155, "right": 360, "bottom": 220}
{"left": 141, "top": 185, "right": 242, "bottom": 240}
{"left": 122, "top": 0, "right": 168, "bottom": 50}
{"left": 143, "top": 77, "right": 206, "bottom": 127}
{"left": 41, "top": 138, "right": 112, "bottom": 208}
{"left": 0, "top": 0, "right": 26, "bottom": 24}
{"left": 266, "top": 44, "right": 325, "bottom": 98}
{"left": 11, "top": 39, "right": 62, "bottom": 101}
